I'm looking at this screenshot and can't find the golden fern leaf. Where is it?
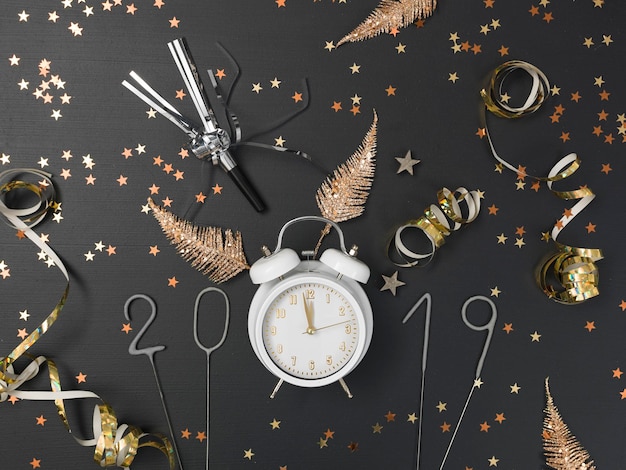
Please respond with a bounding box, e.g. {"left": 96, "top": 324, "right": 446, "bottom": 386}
{"left": 313, "top": 110, "right": 377, "bottom": 254}
{"left": 316, "top": 110, "right": 377, "bottom": 223}
{"left": 148, "top": 198, "right": 249, "bottom": 284}
{"left": 543, "top": 378, "right": 596, "bottom": 470}
{"left": 337, "top": 0, "right": 437, "bottom": 46}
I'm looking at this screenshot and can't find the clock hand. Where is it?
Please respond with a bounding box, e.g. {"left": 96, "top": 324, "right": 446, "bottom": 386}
{"left": 303, "top": 319, "right": 351, "bottom": 334}
{"left": 302, "top": 293, "right": 316, "bottom": 335}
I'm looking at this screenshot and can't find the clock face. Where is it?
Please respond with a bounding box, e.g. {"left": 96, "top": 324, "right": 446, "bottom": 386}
{"left": 261, "top": 280, "right": 361, "bottom": 381}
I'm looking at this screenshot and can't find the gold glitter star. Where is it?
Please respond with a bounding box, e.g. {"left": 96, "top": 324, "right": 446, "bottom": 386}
{"left": 395, "top": 150, "right": 420, "bottom": 175}
{"left": 380, "top": 271, "right": 405, "bottom": 296}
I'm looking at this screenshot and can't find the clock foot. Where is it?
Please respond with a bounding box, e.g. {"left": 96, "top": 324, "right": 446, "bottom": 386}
{"left": 339, "top": 378, "right": 353, "bottom": 398}
{"left": 269, "top": 379, "right": 284, "bottom": 399}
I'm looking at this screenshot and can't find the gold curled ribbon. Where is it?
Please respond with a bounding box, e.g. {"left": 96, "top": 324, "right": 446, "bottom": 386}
{"left": 480, "top": 61, "right": 603, "bottom": 304}
{"left": 389, "top": 187, "right": 481, "bottom": 267}
{"left": 0, "top": 169, "right": 175, "bottom": 468}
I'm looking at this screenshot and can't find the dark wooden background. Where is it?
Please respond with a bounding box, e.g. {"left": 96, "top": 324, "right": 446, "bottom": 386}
{"left": 1, "top": 1, "right": 625, "bottom": 468}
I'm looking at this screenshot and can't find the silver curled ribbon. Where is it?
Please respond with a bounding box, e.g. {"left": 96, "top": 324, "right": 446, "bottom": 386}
{"left": 389, "top": 187, "right": 482, "bottom": 267}
{"left": 0, "top": 169, "right": 175, "bottom": 469}
{"left": 480, "top": 60, "right": 603, "bottom": 304}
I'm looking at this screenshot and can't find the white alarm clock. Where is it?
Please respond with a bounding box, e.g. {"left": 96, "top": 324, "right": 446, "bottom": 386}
{"left": 248, "top": 216, "right": 373, "bottom": 397}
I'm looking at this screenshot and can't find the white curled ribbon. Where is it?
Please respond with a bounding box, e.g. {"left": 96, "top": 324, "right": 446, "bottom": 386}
{"left": 0, "top": 169, "right": 68, "bottom": 367}
{"left": 390, "top": 187, "right": 481, "bottom": 267}
{"left": 0, "top": 169, "right": 175, "bottom": 468}
{"left": 480, "top": 61, "right": 603, "bottom": 304}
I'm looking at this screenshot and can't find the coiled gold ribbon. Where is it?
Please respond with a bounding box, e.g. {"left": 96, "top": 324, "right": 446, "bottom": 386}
{"left": 389, "top": 187, "right": 482, "bottom": 267}
{"left": 480, "top": 61, "right": 603, "bottom": 304}
{"left": 0, "top": 169, "right": 175, "bottom": 468}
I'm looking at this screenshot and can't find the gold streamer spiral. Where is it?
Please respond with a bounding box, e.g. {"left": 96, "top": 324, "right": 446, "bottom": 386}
{"left": 480, "top": 61, "right": 603, "bottom": 304}
{"left": 0, "top": 169, "right": 175, "bottom": 468}
{"left": 389, "top": 187, "right": 482, "bottom": 267}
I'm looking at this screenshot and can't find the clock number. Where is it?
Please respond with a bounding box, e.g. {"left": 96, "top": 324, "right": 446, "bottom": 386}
{"left": 339, "top": 341, "right": 346, "bottom": 351}
{"left": 326, "top": 293, "right": 331, "bottom": 304}
{"left": 291, "top": 356, "right": 297, "bottom": 366}
{"left": 277, "top": 344, "right": 283, "bottom": 354}
{"left": 344, "top": 324, "right": 352, "bottom": 334}
{"left": 309, "top": 360, "right": 315, "bottom": 370}
{"left": 289, "top": 295, "right": 297, "bottom": 305}
{"left": 306, "top": 289, "right": 315, "bottom": 299}
{"left": 270, "top": 326, "right": 277, "bottom": 335}
{"left": 276, "top": 308, "right": 286, "bottom": 319}
{"left": 326, "top": 355, "right": 333, "bottom": 365}
{"left": 338, "top": 306, "right": 345, "bottom": 316}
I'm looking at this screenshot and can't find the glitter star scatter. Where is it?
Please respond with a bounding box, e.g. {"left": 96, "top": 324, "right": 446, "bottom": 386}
{"left": 16, "top": 1, "right": 177, "bottom": 36}
{"left": 9, "top": 58, "right": 73, "bottom": 120}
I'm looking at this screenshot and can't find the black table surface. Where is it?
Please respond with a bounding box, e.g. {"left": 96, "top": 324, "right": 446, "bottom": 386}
{"left": 1, "top": 1, "right": 625, "bottom": 469}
